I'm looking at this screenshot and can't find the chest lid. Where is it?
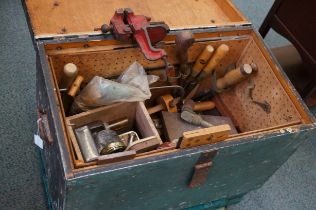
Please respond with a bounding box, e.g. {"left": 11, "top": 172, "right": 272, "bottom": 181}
{"left": 24, "top": 0, "right": 250, "bottom": 39}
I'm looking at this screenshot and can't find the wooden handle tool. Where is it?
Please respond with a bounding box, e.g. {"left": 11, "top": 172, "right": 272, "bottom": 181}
{"left": 216, "top": 63, "right": 257, "bottom": 90}
{"left": 175, "top": 31, "right": 195, "bottom": 78}
{"left": 67, "top": 75, "right": 84, "bottom": 97}
{"left": 198, "top": 44, "right": 229, "bottom": 80}
{"left": 193, "top": 101, "right": 215, "bottom": 111}
{"left": 59, "top": 63, "right": 78, "bottom": 89}
{"left": 191, "top": 45, "right": 214, "bottom": 78}
{"left": 148, "top": 94, "right": 179, "bottom": 114}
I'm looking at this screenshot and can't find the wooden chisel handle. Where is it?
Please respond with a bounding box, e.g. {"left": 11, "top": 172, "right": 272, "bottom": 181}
{"left": 67, "top": 75, "right": 84, "bottom": 97}
{"left": 199, "top": 44, "right": 229, "bottom": 80}
{"left": 59, "top": 63, "right": 78, "bottom": 89}
{"left": 193, "top": 101, "right": 215, "bottom": 111}
{"left": 216, "top": 63, "right": 256, "bottom": 90}
{"left": 191, "top": 45, "right": 214, "bottom": 78}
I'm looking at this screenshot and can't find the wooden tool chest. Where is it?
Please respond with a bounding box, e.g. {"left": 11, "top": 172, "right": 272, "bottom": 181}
{"left": 23, "top": 0, "right": 316, "bottom": 209}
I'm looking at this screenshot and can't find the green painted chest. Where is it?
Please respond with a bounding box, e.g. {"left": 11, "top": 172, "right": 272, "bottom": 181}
{"left": 23, "top": 0, "right": 316, "bottom": 209}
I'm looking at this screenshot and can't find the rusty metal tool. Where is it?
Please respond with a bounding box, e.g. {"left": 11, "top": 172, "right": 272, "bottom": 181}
{"left": 180, "top": 100, "right": 213, "bottom": 128}
{"left": 245, "top": 79, "right": 271, "bottom": 113}
{"left": 100, "top": 8, "right": 169, "bottom": 62}
{"left": 175, "top": 31, "right": 195, "bottom": 80}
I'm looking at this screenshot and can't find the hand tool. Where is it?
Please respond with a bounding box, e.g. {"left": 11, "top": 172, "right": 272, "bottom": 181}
{"left": 147, "top": 94, "right": 180, "bottom": 115}
{"left": 185, "top": 44, "right": 229, "bottom": 96}
{"left": 67, "top": 75, "right": 84, "bottom": 97}
{"left": 192, "top": 101, "right": 216, "bottom": 111}
{"left": 147, "top": 93, "right": 215, "bottom": 115}
{"left": 180, "top": 100, "right": 213, "bottom": 128}
{"left": 59, "top": 63, "right": 78, "bottom": 89}
{"left": 193, "top": 63, "right": 258, "bottom": 99}
{"left": 175, "top": 31, "right": 195, "bottom": 80}
{"left": 100, "top": 8, "right": 169, "bottom": 62}
{"left": 191, "top": 45, "right": 214, "bottom": 78}
{"left": 162, "top": 111, "right": 237, "bottom": 142}
{"left": 198, "top": 44, "right": 230, "bottom": 81}
{"left": 74, "top": 125, "right": 99, "bottom": 162}
{"left": 245, "top": 79, "right": 271, "bottom": 113}
{"left": 216, "top": 63, "right": 257, "bottom": 90}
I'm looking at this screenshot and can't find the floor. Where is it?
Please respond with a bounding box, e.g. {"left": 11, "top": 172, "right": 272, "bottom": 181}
{"left": 0, "top": 0, "right": 315, "bottom": 209}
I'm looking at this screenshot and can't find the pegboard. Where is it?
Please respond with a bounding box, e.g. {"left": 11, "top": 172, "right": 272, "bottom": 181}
{"left": 218, "top": 39, "right": 302, "bottom": 132}
{"left": 49, "top": 38, "right": 249, "bottom": 84}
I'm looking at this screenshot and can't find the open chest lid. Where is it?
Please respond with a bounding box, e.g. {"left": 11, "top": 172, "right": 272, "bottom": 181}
{"left": 24, "top": 0, "right": 250, "bottom": 39}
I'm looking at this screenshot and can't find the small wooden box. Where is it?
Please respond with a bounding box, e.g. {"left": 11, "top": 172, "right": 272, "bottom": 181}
{"left": 23, "top": 0, "right": 316, "bottom": 209}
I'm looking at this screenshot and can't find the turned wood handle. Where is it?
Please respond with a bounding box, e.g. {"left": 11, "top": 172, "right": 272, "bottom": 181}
{"left": 193, "top": 101, "right": 215, "bottom": 111}
{"left": 191, "top": 45, "right": 214, "bottom": 78}
{"left": 59, "top": 63, "right": 78, "bottom": 89}
{"left": 200, "top": 44, "right": 229, "bottom": 79}
{"left": 67, "top": 75, "right": 84, "bottom": 97}
{"left": 216, "top": 64, "right": 254, "bottom": 90}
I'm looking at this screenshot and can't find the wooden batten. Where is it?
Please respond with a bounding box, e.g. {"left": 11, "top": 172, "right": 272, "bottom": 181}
{"left": 24, "top": 0, "right": 249, "bottom": 38}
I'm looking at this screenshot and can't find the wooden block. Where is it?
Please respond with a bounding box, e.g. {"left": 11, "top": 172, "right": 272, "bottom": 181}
{"left": 162, "top": 112, "right": 237, "bottom": 141}
{"left": 97, "top": 151, "right": 136, "bottom": 165}
{"left": 180, "top": 124, "right": 231, "bottom": 149}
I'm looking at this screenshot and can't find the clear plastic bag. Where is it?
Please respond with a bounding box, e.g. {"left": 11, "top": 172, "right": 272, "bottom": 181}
{"left": 72, "top": 62, "right": 159, "bottom": 112}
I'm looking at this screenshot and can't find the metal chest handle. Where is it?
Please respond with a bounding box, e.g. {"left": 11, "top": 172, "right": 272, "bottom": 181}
{"left": 37, "top": 109, "right": 53, "bottom": 144}
{"left": 189, "top": 149, "right": 218, "bottom": 188}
